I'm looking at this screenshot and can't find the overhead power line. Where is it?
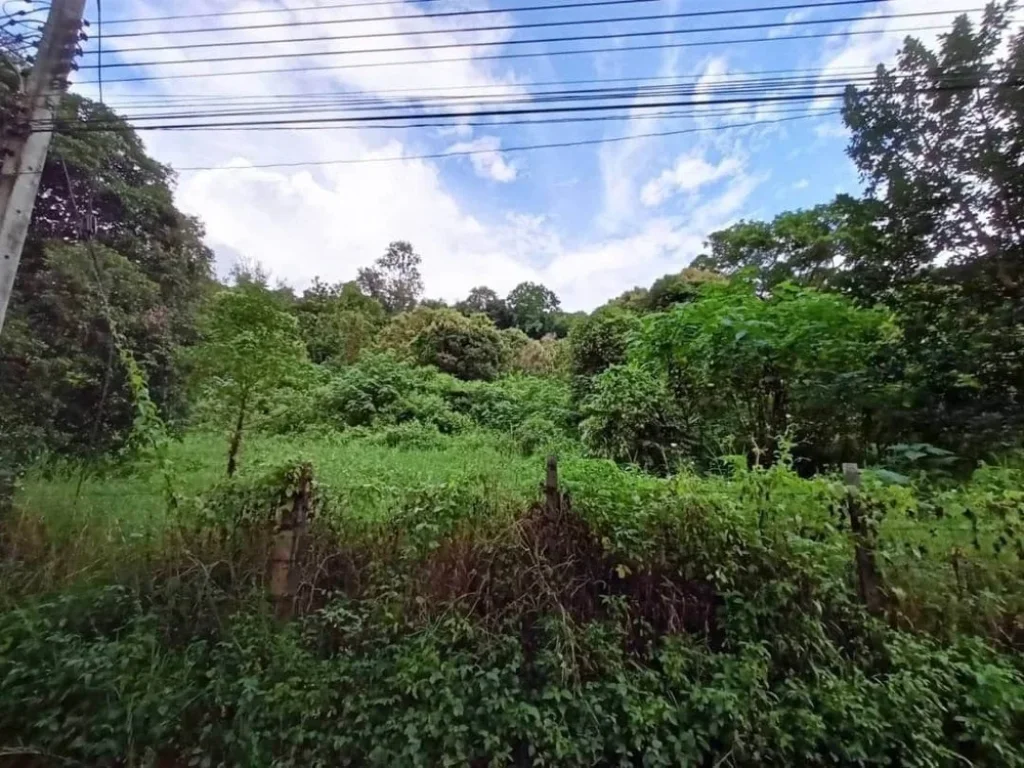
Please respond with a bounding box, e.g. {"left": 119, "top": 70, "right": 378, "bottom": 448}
{"left": 96, "top": 64, "right": 884, "bottom": 106}
{"left": 88, "top": 0, "right": 888, "bottom": 48}
{"left": 99, "top": 104, "right": 842, "bottom": 132}
{"left": 74, "top": 20, "right": 968, "bottom": 83}
{"left": 2, "top": 111, "right": 834, "bottom": 177}
{"left": 96, "top": 72, "right": 876, "bottom": 118}
{"left": 166, "top": 112, "right": 836, "bottom": 172}
{"left": 50, "top": 76, "right": 1015, "bottom": 133}
{"left": 101, "top": 0, "right": 557, "bottom": 26}
{"left": 83, "top": 6, "right": 958, "bottom": 70}
{"left": 83, "top": 72, "right": 887, "bottom": 122}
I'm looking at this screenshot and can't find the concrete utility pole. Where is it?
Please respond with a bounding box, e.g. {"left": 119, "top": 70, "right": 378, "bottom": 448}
{"left": 0, "top": 0, "right": 86, "bottom": 335}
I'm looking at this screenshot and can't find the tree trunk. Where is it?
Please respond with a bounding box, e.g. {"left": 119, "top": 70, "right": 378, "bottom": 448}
{"left": 226, "top": 392, "right": 248, "bottom": 478}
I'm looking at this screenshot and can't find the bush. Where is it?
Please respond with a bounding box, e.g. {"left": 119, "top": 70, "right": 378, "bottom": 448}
{"left": 512, "top": 334, "right": 569, "bottom": 377}
{"left": 635, "top": 278, "right": 899, "bottom": 468}
{"left": 453, "top": 374, "right": 574, "bottom": 435}
{"left": 411, "top": 312, "right": 504, "bottom": 381}
{"left": 580, "top": 363, "right": 694, "bottom": 472}
{"left": 568, "top": 307, "right": 641, "bottom": 402}
{"left": 310, "top": 353, "right": 463, "bottom": 431}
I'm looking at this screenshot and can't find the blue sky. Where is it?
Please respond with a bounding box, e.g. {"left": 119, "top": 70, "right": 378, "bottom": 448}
{"left": 64, "top": 0, "right": 980, "bottom": 309}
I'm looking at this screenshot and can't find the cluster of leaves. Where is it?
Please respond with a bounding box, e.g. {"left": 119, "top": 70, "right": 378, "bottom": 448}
{"left": 572, "top": 279, "right": 899, "bottom": 472}
{"left": 259, "top": 353, "right": 575, "bottom": 457}
{"left": 455, "top": 282, "right": 580, "bottom": 339}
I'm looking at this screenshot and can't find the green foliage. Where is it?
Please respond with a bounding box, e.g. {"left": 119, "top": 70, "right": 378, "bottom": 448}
{"left": 890, "top": 278, "right": 1024, "bottom": 459}
{"left": 511, "top": 334, "right": 569, "bottom": 377}
{"left": 377, "top": 305, "right": 452, "bottom": 358}
{"left": 4, "top": 448, "right": 1024, "bottom": 766}
{"left": 567, "top": 306, "right": 641, "bottom": 403}
{"left": 580, "top": 363, "right": 693, "bottom": 471}
{"left": 306, "top": 352, "right": 460, "bottom": 431}
{"left": 453, "top": 373, "right": 574, "bottom": 436}
{"left": 506, "top": 281, "right": 561, "bottom": 338}
{"left": 611, "top": 267, "right": 726, "bottom": 313}
{"left": 356, "top": 241, "right": 424, "bottom": 314}
{"left": 455, "top": 286, "right": 514, "bottom": 328}
{"left": 0, "top": 93, "right": 212, "bottom": 462}
{"left": 293, "top": 278, "right": 386, "bottom": 364}
{"left": 190, "top": 285, "right": 307, "bottom": 475}
{"left": 844, "top": 2, "right": 1024, "bottom": 296}
{"left": 635, "top": 278, "right": 899, "bottom": 467}
{"left": 693, "top": 197, "right": 903, "bottom": 296}
{"left": 411, "top": 310, "right": 505, "bottom": 381}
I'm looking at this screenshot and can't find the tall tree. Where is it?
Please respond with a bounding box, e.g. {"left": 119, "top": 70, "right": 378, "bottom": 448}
{"left": 0, "top": 93, "right": 213, "bottom": 460}
{"left": 191, "top": 286, "right": 306, "bottom": 476}
{"left": 842, "top": 3, "right": 1024, "bottom": 454}
{"left": 294, "top": 278, "right": 385, "bottom": 364}
{"left": 843, "top": 1, "right": 1024, "bottom": 297}
{"left": 455, "top": 286, "right": 513, "bottom": 328}
{"left": 506, "top": 281, "right": 561, "bottom": 338}
{"left": 693, "top": 197, "right": 910, "bottom": 299}
{"left": 356, "top": 241, "right": 424, "bottom": 314}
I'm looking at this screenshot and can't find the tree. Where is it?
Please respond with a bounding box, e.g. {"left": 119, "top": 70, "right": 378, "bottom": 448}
{"left": 843, "top": 1, "right": 1024, "bottom": 297}
{"left": 692, "top": 198, "right": 908, "bottom": 299}
{"left": 191, "top": 286, "right": 306, "bottom": 476}
{"left": 0, "top": 93, "right": 213, "bottom": 461}
{"left": 506, "top": 281, "right": 561, "bottom": 338}
{"left": 455, "top": 286, "right": 513, "bottom": 328}
{"left": 567, "top": 307, "right": 641, "bottom": 402}
{"left": 513, "top": 335, "right": 569, "bottom": 377}
{"left": 635, "top": 279, "right": 899, "bottom": 468}
{"left": 294, "top": 279, "right": 385, "bottom": 364}
{"left": 580, "top": 363, "right": 693, "bottom": 472}
{"left": 356, "top": 241, "right": 424, "bottom": 314}
{"left": 840, "top": 3, "right": 1024, "bottom": 454}
{"left": 378, "top": 306, "right": 452, "bottom": 358}
{"left": 412, "top": 312, "right": 505, "bottom": 381}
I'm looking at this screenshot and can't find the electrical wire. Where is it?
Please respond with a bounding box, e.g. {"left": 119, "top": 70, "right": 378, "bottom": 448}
{"left": 101, "top": 0, "right": 555, "bottom": 26}
{"left": 50, "top": 76, "right": 1015, "bottom": 133}
{"left": 82, "top": 7, "right": 961, "bottom": 70}
{"left": 96, "top": 64, "right": 885, "bottom": 107}
{"left": 75, "top": 20, "right": 966, "bottom": 84}
{"left": 91, "top": 73, "right": 882, "bottom": 120}
{"left": 2, "top": 110, "right": 834, "bottom": 177}
{"left": 104, "top": 104, "right": 842, "bottom": 132}
{"left": 85, "top": 0, "right": 890, "bottom": 51}
{"left": 163, "top": 112, "right": 835, "bottom": 171}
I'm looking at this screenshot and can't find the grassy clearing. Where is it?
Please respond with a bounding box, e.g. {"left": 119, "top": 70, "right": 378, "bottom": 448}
{"left": 3, "top": 431, "right": 542, "bottom": 597}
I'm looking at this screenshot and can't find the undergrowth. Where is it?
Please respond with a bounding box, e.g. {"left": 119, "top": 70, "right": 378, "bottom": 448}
{"left": 2, "top": 433, "right": 1024, "bottom": 765}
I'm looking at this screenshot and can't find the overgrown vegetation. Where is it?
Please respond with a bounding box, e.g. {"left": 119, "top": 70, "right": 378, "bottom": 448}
{"left": 2, "top": 7, "right": 1024, "bottom": 766}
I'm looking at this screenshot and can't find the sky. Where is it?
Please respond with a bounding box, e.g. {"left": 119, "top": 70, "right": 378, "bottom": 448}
{"left": 58, "top": 0, "right": 993, "bottom": 310}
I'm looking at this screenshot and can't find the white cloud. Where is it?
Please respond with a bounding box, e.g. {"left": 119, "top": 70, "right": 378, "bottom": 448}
{"left": 694, "top": 56, "right": 729, "bottom": 103}
{"left": 793, "top": 178, "right": 810, "bottom": 189}
{"left": 769, "top": 8, "right": 812, "bottom": 37}
{"left": 815, "top": 0, "right": 989, "bottom": 92}
{"left": 640, "top": 152, "right": 744, "bottom": 207}
{"left": 446, "top": 135, "right": 518, "bottom": 182}
{"left": 814, "top": 121, "right": 848, "bottom": 139}
{"left": 68, "top": 0, "right": 777, "bottom": 312}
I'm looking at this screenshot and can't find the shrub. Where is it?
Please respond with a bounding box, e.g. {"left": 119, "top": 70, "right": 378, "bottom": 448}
{"left": 635, "top": 278, "right": 900, "bottom": 468}
{"left": 411, "top": 312, "right": 504, "bottom": 381}
{"left": 580, "top": 363, "right": 694, "bottom": 472}
{"left": 513, "top": 334, "right": 569, "bottom": 377}
{"left": 568, "top": 307, "right": 641, "bottom": 402}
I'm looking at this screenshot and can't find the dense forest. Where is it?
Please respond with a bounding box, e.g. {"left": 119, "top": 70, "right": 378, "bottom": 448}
{"left": 2, "top": 5, "right": 1024, "bottom": 766}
